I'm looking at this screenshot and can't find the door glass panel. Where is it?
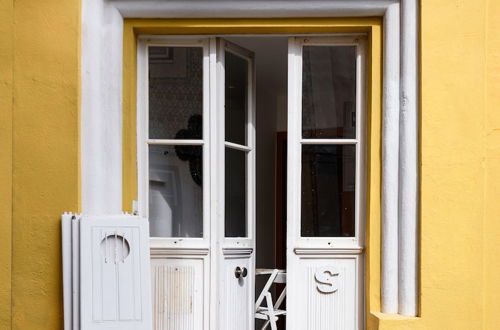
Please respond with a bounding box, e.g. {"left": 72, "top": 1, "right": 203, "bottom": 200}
{"left": 149, "top": 145, "right": 203, "bottom": 237}
{"left": 302, "top": 46, "right": 357, "bottom": 139}
{"left": 301, "top": 145, "right": 355, "bottom": 237}
{"left": 225, "top": 51, "right": 248, "bottom": 146}
{"left": 149, "top": 46, "right": 203, "bottom": 140}
{"left": 225, "top": 148, "right": 247, "bottom": 237}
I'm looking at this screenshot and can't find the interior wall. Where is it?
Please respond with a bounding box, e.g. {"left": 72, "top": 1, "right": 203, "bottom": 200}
{"left": 226, "top": 36, "right": 288, "bottom": 267}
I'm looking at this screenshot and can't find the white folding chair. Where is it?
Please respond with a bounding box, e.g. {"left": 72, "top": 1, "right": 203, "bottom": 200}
{"left": 255, "top": 269, "right": 287, "bottom": 330}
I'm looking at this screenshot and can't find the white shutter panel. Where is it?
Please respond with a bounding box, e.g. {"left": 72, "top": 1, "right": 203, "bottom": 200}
{"left": 62, "top": 213, "right": 74, "bottom": 330}
{"left": 62, "top": 214, "right": 152, "bottom": 330}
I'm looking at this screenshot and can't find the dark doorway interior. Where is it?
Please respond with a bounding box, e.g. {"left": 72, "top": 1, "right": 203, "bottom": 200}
{"left": 275, "top": 132, "right": 287, "bottom": 271}
{"left": 226, "top": 36, "right": 288, "bottom": 330}
{"left": 274, "top": 132, "right": 287, "bottom": 330}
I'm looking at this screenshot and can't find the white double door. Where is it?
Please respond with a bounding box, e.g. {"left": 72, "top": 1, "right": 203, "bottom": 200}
{"left": 140, "top": 35, "right": 365, "bottom": 330}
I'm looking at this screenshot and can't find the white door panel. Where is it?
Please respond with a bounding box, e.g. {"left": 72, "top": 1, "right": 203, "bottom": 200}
{"left": 286, "top": 36, "right": 366, "bottom": 330}
{"left": 294, "top": 255, "right": 361, "bottom": 330}
{"left": 150, "top": 256, "right": 208, "bottom": 330}
{"left": 137, "top": 37, "right": 212, "bottom": 330}
{"left": 215, "top": 38, "right": 256, "bottom": 330}
{"left": 220, "top": 251, "right": 253, "bottom": 330}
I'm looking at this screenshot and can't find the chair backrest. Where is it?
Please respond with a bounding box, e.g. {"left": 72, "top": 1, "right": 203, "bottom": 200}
{"left": 255, "top": 269, "right": 286, "bottom": 310}
{"left": 274, "top": 272, "right": 286, "bottom": 284}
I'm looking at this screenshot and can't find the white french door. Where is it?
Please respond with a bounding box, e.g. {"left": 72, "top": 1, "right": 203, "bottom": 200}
{"left": 213, "top": 38, "right": 256, "bottom": 330}
{"left": 286, "top": 36, "right": 367, "bottom": 330}
{"left": 137, "top": 36, "right": 255, "bottom": 330}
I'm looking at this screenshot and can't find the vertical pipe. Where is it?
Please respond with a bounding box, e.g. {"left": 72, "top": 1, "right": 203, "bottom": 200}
{"left": 399, "top": 0, "right": 419, "bottom": 317}
{"left": 381, "top": 2, "right": 400, "bottom": 314}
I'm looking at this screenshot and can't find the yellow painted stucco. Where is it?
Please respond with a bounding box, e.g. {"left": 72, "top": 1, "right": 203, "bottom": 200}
{"left": 1, "top": 1, "right": 500, "bottom": 330}
{"left": 485, "top": 0, "right": 500, "bottom": 329}
{"left": 0, "top": 0, "right": 81, "bottom": 329}
{"left": 372, "top": 0, "right": 500, "bottom": 329}
{"left": 0, "top": 0, "right": 14, "bottom": 328}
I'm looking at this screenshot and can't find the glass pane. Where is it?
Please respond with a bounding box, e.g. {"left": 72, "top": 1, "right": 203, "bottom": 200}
{"left": 149, "top": 145, "right": 203, "bottom": 237}
{"left": 149, "top": 46, "right": 203, "bottom": 140}
{"left": 225, "top": 51, "right": 248, "bottom": 145}
{"left": 301, "top": 145, "right": 356, "bottom": 237}
{"left": 302, "top": 46, "right": 357, "bottom": 139}
{"left": 225, "top": 148, "right": 247, "bottom": 237}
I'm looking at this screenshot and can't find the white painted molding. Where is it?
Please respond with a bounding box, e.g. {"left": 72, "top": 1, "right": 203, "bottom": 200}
{"left": 221, "top": 248, "right": 254, "bottom": 256}
{"left": 381, "top": 2, "right": 400, "bottom": 315}
{"left": 81, "top": 0, "right": 419, "bottom": 318}
{"left": 399, "top": 0, "right": 419, "bottom": 316}
{"left": 294, "top": 248, "right": 364, "bottom": 255}
{"left": 150, "top": 247, "right": 210, "bottom": 257}
{"left": 81, "top": 0, "right": 124, "bottom": 214}
{"left": 111, "top": 0, "right": 397, "bottom": 18}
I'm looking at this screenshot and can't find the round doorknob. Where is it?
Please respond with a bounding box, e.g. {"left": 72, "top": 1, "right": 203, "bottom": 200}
{"left": 234, "top": 266, "right": 248, "bottom": 278}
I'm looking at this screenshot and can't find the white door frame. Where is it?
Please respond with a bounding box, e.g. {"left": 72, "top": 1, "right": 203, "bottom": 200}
{"left": 81, "top": 0, "right": 420, "bottom": 318}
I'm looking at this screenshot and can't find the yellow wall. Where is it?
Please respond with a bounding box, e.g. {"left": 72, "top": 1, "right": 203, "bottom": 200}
{"left": 420, "top": 0, "right": 488, "bottom": 328}
{"left": 0, "top": 0, "right": 81, "bottom": 329}
{"left": 374, "top": 0, "right": 500, "bottom": 329}
{"left": 485, "top": 0, "right": 500, "bottom": 329}
{"left": 2, "top": 1, "right": 500, "bottom": 330}
{"left": 0, "top": 0, "right": 14, "bottom": 328}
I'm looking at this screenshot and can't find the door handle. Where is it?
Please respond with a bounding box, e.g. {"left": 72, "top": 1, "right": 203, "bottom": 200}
{"left": 234, "top": 266, "right": 248, "bottom": 279}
